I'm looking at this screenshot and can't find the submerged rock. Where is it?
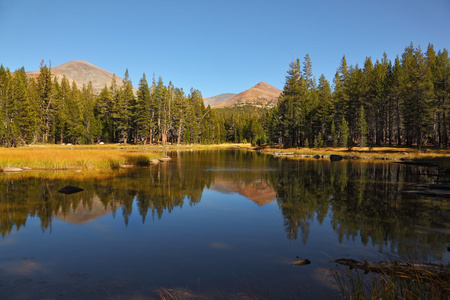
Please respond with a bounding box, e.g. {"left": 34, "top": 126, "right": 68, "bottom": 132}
{"left": 58, "top": 186, "right": 84, "bottom": 194}
{"left": 292, "top": 259, "right": 311, "bottom": 266}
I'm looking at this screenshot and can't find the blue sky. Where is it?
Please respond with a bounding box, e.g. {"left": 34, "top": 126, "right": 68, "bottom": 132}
{"left": 1, "top": 0, "right": 449, "bottom": 97}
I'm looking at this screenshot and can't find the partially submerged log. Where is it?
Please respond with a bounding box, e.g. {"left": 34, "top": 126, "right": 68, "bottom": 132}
{"left": 332, "top": 258, "right": 450, "bottom": 278}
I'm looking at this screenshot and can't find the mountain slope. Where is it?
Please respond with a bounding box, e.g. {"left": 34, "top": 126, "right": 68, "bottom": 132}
{"left": 210, "top": 82, "right": 281, "bottom": 108}
{"left": 26, "top": 60, "right": 128, "bottom": 94}
{"left": 203, "top": 93, "right": 237, "bottom": 106}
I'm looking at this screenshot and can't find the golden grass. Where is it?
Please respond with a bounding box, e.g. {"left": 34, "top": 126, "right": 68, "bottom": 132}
{"left": 259, "top": 145, "right": 450, "bottom": 163}
{"left": 0, "top": 144, "right": 163, "bottom": 170}
{"left": 1, "top": 143, "right": 449, "bottom": 174}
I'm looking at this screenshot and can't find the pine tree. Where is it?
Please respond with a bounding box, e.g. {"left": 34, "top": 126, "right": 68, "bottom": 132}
{"left": 427, "top": 44, "right": 450, "bottom": 147}
{"left": 315, "top": 74, "right": 332, "bottom": 143}
{"left": 97, "top": 84, "right": 115, "bottom": 142}
{"left": 136, "top": 73, "right": 154, "bottom": 144}
{"left": 331, "top": 120, "right": 338, "bottom": 147}
{"left": 357, "top": 105, "right": 368, "bottom": 147}
{"left": 339, "top": 116, "right": 349, "bottom": 147}
{"left": 114, "top": 69, "right": 135, "bottom": 144}
{"left": 80, "top": 82, "right": 98, "bottom": 143}
{"left": 36, "top": 61, "right": 53, "bottom": 143}
{"left": 13, "top": 68, "right": 35, "bottom": 144}
{"left": 277, "top": 59, "right": 302, "bottom": 147}
{"left": 400, "top": 44, "right": 434, "bottom": 148}
{"left": 0, "top": 65, "right": 16, "bottom": 146}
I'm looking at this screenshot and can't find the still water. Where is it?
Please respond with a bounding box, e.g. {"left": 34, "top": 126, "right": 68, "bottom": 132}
{"left": 0, "top": 150, "right": 448, "bottom": 299}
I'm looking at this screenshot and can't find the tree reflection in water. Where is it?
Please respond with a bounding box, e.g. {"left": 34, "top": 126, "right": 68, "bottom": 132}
{"left": 0, "top": 150, "right": 448, "bottom": 260}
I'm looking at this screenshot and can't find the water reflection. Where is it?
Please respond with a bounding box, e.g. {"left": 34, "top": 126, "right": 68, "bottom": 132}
{"left": 0, "top": 150, "right": 448, "bottom": 260}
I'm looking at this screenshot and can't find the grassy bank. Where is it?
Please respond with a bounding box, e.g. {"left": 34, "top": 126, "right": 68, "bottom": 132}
{"left": 1, "top": 143, "right": 449, "bottom": 171}
{"left": 0, "top": 143, "right": 253, "bottom": 171}
{"left": 0, "top": 144, "right": 164, "bottom": 171}
{"left": 257, "top": 146, "right": 450, "bottom": 165}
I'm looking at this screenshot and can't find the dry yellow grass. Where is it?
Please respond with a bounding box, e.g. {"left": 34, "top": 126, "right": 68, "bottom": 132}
{"left": 0, "top": 144, "right": 163, "bottom": 170}
{"left": 1, "top": 143, "right": 449, "bottom": 172}
{"left": 259, "top": 146, "right": 450, "bottom": 162}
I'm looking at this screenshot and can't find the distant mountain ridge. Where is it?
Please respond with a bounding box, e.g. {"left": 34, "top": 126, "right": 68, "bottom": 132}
{"left": 203, "top": 93, "right": 237, "bottom": 106}
{"left": 207, "top": 82, "right": 281, "bottom": 109}
{"left": 26, "top": 60, "right": 129, "bottom": 94}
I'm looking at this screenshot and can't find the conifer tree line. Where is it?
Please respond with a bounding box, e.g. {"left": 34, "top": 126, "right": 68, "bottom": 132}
{"left": 0, "top": 62, "right": 228, "bottom": 146}
{"left": 0, "top": 61, "right": 274, "bottom": 147}
{"left": 0, "top": 42, "right": 448, "bottom": 148}
{"left": 267, "top": 43, "right": 450, "bottom": 149}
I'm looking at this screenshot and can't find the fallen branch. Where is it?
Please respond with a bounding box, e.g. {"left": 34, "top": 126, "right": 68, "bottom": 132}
{"left": 332, "top": 258, "right": 450, "bottom": 279}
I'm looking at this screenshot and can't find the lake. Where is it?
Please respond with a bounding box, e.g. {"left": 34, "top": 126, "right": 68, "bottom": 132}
{"left": 0, "top": 150, "right": 448, "bottom": 299}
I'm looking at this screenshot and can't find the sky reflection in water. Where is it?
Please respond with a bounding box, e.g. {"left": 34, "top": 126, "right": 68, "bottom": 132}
{"left": 0, "top": 150, "right": 448, "bottom": 299}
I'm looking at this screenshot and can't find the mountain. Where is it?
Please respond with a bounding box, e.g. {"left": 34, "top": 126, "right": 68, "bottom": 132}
{"left": 26, "top": 60, "right": 129, "bottom": 94}
{"left": 209, "top": 82, "right": 282, "bottom": 108}
{"left": 53, "top": 195, "right": 118, "bottom": 225}
{"left": 203, "top": 93, "right": 237, "bottom": 107}
{"left": 209, "top": 179, "right": 276, "bottom": 206}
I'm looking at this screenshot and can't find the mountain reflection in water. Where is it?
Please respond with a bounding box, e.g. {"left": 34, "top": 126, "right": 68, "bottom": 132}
{"left": 0, "top": 150, "right": 448, "bottom": 298}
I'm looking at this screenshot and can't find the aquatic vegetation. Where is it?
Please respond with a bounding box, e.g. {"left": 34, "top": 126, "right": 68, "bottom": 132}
{"left": 333, "top": 258, "right": 450, "bottom": 300}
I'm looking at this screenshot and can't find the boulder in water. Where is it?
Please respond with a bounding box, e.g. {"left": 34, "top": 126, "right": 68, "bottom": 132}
{"left": 58, "top": 186, "right": 84, "bottom": 194}
{"left": 330, "top": 154, "right": 343, "bottom": 161}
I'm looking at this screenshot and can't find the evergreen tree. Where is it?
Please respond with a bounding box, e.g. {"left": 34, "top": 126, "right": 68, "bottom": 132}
{"left": 114, "top": 69, "right": 135, "bottom": 144}
{"left": 80, "top": 82, "right": 98, "bottom": 143}
{"left": 136, "top": 73, "right": 154, "bottom": 144}
{"left": 278, "top": 59, "right": 302, "bottom": 147}
{"left": 357, "top": 105, "right": 368, "bottom": 147}
{"left": 36, "top": 61, "right": 53, "bottom": 143}
{"left": 97, "top": 84, "right": 115, "bottom": 142}
{"left": 339, "top": 116, "right": 349, "bottom": 147}
{"left": 315, "top": 74, "right": 333, "bottom": 143}
{"left": 400, "top": 44, "right": 434, "bottom": 148}
{"left": 13, "top": 68, "right": 35, "bottom": 144}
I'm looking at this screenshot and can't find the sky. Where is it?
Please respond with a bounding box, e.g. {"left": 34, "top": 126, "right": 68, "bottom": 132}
{"left": 0, "top": 0, "right": 449, "bottom": 97}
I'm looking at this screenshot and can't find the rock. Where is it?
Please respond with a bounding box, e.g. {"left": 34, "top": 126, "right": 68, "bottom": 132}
{"left": 314, "top": 155, "right": 321, "bottom": 159}
{"left": 58, "top": 186, "right": 84, "bottom": 194}
{"left": 158, "top": 157, "right": 172, "bottom": 162}
{"left": 119, "top": 164, "right": 134, "bottom": 169}
{"left": 292, "top": 259, "right": 311, "bottom": 266}
{"left": 330, "top": 154, "right": 343, "bottom": 162}
{"left": 150, "top": 159, "right": 160, "bottom": 165}
{"left": 2, "top": 167, "right": 23, "bottom": 172}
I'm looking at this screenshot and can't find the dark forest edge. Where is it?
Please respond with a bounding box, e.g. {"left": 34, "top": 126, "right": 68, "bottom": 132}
{"left": 0, "top": 42, "right": 448, "bottom": 149}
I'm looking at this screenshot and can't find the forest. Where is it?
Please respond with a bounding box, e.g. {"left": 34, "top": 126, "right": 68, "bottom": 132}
{"left": 0, "top": 43, "right": 448, "bottom": 148}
